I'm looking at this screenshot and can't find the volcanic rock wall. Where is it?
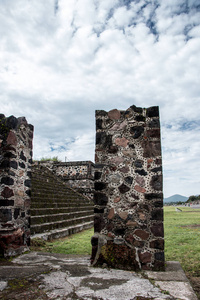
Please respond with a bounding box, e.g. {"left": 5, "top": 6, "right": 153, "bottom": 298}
{"left": 91, "top": 105, "right": 164, "bottom": 271}
{"left": 0, "top": 115, "right": 33, "bottom": 257}
{"left": 53, "top": 161, "right": 95, "bottom": 199}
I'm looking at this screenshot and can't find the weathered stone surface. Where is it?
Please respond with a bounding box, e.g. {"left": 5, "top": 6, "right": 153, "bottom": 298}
{"left": 134, "top": 160, "right": 143, "bottom": 168}
{"left": 0, "top": 209, "right": 12, "bottom": 222}
{"left": 108, "top": 208, "right": 115, "bottom": 219}
{"left": 124, "top": 176, "right": 133, "bottom": 185}
{"left": 139, "top": 251, "right": 152, "bottom": 263}
{"left": 150, "top": 239, "right": 164, "bottom": 250}
{"left": 93, "top": 105, "right": 163, "bottom": 271}
{"left": 96, "top": 119, "right": 103, "bottom": 130}
{"left": 94, "top": 192, "right": 108, "bottom": 206}
{"left": 134, "top": 229, "right": 149, "bottom": 240}
{"left": 108, "top": 109, "right": 121, "bottom": 120}
{"left": 142, "top": 141, "right": 161, "bottom": 157}
{"left": 1, "top": 177, "right": 14, "bottom": 185}
{"left": 115, "top": 137, "right": 128, "bottom": 147}
{"left": 110, "top": 157, "right": 124, "bottom": 165}
{"left": 155, "top": 252, "right": 165, "bottom": 262}
{"left": 126, "top": 221, "right": 137, "bottom": 227}
{"left": 134, "top": 185, "right": 146, "bottom": 193}
{"left": 151, "top": 209, "right": 163, "bottom": 221}
{"left": 151, "top": 175, "right": 162, "bottom": 191}
{"left": 130, "top": 126, "right": 144, "bottom": 139}
{"left": 95, "top": 182, "right": 107, "bottom": 191}
{"left": 135, "top": 169, "right": 147, "bottom": 176}
{"left": 0, "top": 115, "right": 33, "bottom": 257}
{"left": 94, "top": 171, "right": 102, "bottom": 180}
{"left": 20, "top": 151, "right": 26, "bottom": 161}
{"left": 0, "top": 200, "right": 14, "bottom": 206}
{"left": 114, "top": 197, "right": 121, "bottom": 203}
{"left": 119, "top": 211, "right": 128, "bottom": 220}
{"left": 118, "top": 184, "right": 130, "bottom": 194}
{"left": 6, "top": 131, "right": 17, "bottom": 146}
{"left": 94, "top": 215, "right": 105, "bottom": 232}
{"left": 1, "top": 187, "right": 14, "bottom": 198}
{"left": 151, "top": 223, "right": 164, "bottom": 237}
{"left": 136, "top": 175, "right": 145, "bottom": 187}
{"left": 148, "top": 118, "right": 160, "bottom": 128}
{"left": 119, "top": 166, "right": 129, "bottom": 173}
{"left": 146, "top": 129, "right": 160, "bottom": 138}
{"left": 146, "top": 106, "right": 159, "bottom": 117}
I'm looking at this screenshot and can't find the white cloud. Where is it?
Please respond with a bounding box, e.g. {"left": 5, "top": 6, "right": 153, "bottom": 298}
{"left": 0, "top": 0, "right": 200, "bottom": 198}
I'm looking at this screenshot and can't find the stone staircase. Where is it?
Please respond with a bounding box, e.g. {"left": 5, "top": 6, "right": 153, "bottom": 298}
{"left": 31, "top": 164, "right": 94, "bottom": 240}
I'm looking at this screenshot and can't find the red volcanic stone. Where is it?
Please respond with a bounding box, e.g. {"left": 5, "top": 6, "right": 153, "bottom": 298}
{"left": 115, "top": 137, "right": 128, "bottom": 147}
{"left": 108, "top": 109, "right": 121, "bottom": 120}
{"left": 134, "top": 229, "right": 149, "bottom": 240}
{"left": 6, "top": 131, "right": 17, "bottom": 146}
{"left": 126, "top": 221, "right": 138, "bottom": 227}
{"left": 139, "top": 251, "right": 152, "bottom": 263}
{"left": 1, "top": 187, "right": 14, "bottom": 198}
{"left": 119, "top": 211, "right": 128, "bottom": 220}
{"left": 138, "top": 212, "right": 146, "bottom": 221}
{"left": 108, "top": 208, "right": 115, "bottom": 219}
{"left": 134, "top": 185, "right": 146, "bottom": 193}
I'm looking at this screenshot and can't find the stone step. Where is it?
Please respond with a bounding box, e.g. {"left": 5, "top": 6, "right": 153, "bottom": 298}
{"left": 31, "top": 206, "right": 93, "bottom": 216}
{"left": 31, "top": 210, "right": 94, "bottom": 225}
{"left": 31, "top": 193, "right": 86, "bottom": 201}
{"left": 31, "top": 221, "right": 94, "bottom": 240}
{"left": 31, "top": 215, "right": 94, "bottom": 235}
{"left": 31, "top": 201, "right": 92, "bottom": 209}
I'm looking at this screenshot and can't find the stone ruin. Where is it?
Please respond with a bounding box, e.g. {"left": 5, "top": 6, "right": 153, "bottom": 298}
{"left": 91, "top": 105, "right": 164, "bottom": 271}
{"left": 0, "top": 115, "right": 33, "bottom": 257}
{"left": 0, "top": 105, "right": 164, "bottom": 272}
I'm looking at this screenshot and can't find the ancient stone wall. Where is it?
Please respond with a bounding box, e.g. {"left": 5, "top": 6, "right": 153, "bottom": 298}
{"left": 91, "top": 105, "right": 164, "bottom": 271}
{"left": 0, "top": 115, "right": 33, "bottom": 257}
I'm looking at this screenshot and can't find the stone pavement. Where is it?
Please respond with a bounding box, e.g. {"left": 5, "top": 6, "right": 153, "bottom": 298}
{"left": 0, "top": 252, "right": 198, "bottom": 300}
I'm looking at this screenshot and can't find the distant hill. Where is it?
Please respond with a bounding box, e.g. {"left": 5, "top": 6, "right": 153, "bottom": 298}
{"left": 164, "top": 194, "right": 188, "bottom": 203}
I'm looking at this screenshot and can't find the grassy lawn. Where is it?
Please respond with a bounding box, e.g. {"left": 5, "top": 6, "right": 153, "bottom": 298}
{"left": 31, "top": 227, "right": 94, "bottom": 255}
{"left": 164, "top": 206, "right": 200, "bottom": 277}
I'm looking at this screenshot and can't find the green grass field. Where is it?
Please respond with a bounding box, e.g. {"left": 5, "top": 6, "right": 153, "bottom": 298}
{"left": 164, "top": 206, "right": 200, "bottom": 277}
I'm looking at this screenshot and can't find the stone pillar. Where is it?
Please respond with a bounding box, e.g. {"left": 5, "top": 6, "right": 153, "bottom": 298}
{"left": 91, "top": 105, "right": 164, "bottom": 271}
{"left": 0, "top": 115, "right": 33, "bottom": 257}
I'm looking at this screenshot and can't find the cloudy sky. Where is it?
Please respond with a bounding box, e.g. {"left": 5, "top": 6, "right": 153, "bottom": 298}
{"left": 1, "top": 0, "right": 200, "bottom": 198}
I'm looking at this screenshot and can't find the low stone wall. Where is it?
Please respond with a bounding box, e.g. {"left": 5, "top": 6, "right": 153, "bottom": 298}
{"left": 91, "top": 105, "right": 164, "bottom": 271}
{"left": 0, "top": 115, "right": 33, "bottom": 257}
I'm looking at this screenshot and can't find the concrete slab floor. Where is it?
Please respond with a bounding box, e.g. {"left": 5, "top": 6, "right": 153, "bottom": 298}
{"left": 0, "top": 252, "right": 198, "bottom": 300}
